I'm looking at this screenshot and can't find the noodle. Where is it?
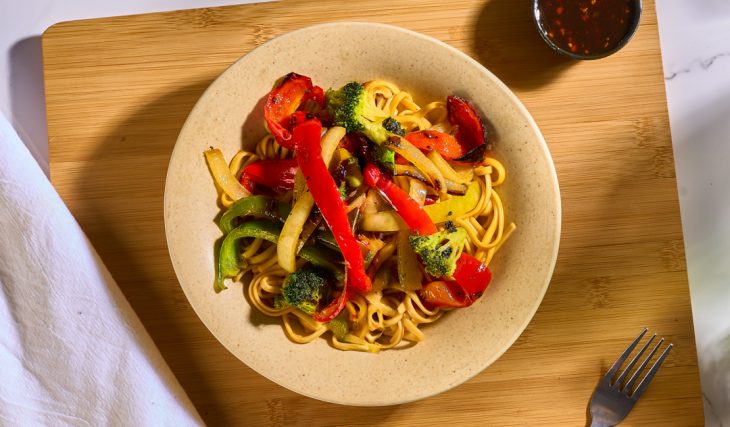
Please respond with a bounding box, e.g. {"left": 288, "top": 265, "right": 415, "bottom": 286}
{"left": 218, "top": 80, "right": 516, "bottom": 352}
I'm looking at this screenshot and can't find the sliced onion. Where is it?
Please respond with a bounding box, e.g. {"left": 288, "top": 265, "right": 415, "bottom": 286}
{"left": 394, "top": 164, "right": 467, "bottom": 195}
{"left": 384, "top": 136, "right": 447, "bottom": 194}
{"left": 409, "top": 179, "right": 428, "bottom": 206}
{"left": 204, "top": 148, "right": 250, "bottom": 201}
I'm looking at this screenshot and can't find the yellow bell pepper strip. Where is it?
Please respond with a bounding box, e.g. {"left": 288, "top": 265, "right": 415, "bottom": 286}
{"left": 292, "top": 118, "right": 372, "bottom": 321}
{"left": 215, "top": 219, "right": 342, "bottom": 292}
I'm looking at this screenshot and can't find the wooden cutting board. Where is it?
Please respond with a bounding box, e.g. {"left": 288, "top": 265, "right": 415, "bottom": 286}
{"left": 42, "top": 0, "right": 704, "bottom": 425}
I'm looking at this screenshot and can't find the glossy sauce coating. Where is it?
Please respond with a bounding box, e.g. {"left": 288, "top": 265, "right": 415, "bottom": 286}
{"left": 537, "top": 0, "right": 636, "bottom": 56}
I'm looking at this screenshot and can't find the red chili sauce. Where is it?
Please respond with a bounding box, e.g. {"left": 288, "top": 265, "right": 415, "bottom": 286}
{"left": 537, "top": 0, "right": 636, "bottom": 56}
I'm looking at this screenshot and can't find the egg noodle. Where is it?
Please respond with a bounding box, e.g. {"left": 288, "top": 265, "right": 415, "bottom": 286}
{"left": 218, "top": 80, "right": 515, "bottom": 352}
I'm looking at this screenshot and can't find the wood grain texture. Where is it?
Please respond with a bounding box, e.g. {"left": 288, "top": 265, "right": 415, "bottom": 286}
{"left": 42, "top": 0, "right": 704, "bottom": 425}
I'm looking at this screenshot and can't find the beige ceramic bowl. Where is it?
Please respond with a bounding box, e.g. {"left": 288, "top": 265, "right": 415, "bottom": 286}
{"left": 164, "top": 22, "right": 560, "bottom": 406}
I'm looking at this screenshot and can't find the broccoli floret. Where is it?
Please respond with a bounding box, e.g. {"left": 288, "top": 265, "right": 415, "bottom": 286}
{"left": 382, "top": 117, "right": 405, "bottom": 136}
{"left": 338, "top": 180, "right": 348, "bottom": 199}
{"left": 326, "top": 82, "right": 403, "bottom": 169}
{"left": 444, "top": 220, "right": 458, "bottom": 233}
{"left": 409, "top": 227, "right": 468, "bottom": 278}
{"left": 281, "top": 266, "right": 333, "bottom": 314}
{"left": 327, "top": 315, "right": 349, "bottom": 340}
{"left": 273, "top": 295, "right": 288, "bottom": 309}
{"left": 373, "top": 143, "right": 395, "bottom": 169}
{"left": 326, "top": 82, "right": 392, "bottom": 144}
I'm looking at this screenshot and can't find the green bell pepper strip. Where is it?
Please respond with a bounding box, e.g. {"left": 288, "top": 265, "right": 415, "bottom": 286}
{"left": 219, "top": 195, "right": 292, "bottom": 234}
{"left": 315, "top": 230, "right": 338, "bottom": 250}
{"left": 215, "top": 219, "right": 343, "bottom": 292}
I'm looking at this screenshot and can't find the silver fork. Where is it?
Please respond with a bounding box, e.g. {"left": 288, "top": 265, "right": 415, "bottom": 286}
{"left": 589, "top": 329, "right": 673, "bottom": 427}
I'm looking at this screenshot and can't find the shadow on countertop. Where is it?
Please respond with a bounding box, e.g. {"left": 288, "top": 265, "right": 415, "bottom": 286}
{"left": 471, "top": 0, "right": 574, "bottom": 90}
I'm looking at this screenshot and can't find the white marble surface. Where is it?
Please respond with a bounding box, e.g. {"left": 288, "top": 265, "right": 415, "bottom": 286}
{"left": 657, "top": 1, "right": 730, "bottom": 425}
{"left": 0, "top": 1, "right": 728, "bottom": 425}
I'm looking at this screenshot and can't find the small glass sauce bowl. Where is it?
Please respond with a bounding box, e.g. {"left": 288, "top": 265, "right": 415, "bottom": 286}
{"left": 533, "top": 0, "right": 642, "bottom": 60}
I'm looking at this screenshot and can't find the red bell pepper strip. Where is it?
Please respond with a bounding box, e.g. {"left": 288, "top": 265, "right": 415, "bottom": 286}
{"left": 363, "top": 163, "right": 438, "bottom": 236}
{"left": 418, "top": 280, "right": 473, "bottom": 309}
{"left": 240, "top": 158, "right": 298, "bottom": 194}
{"left": 452, "top": 252, "right": 492, "bottom": 296}
{"left": 404, "top": 130, "right": 465, "bottom": 160}
{"left": 313, "top": 289, "right": 349, "bottom": 324}
{"left": 301, "top": 85, "right": 325, "bottom": 110}
{"left": 447, "top": 96, "right": 490, "bottom": 163}
{"left": 264, "top": 73, "right": 324, "bottom": 149}
{"left": 292, "top": 118, "right": 372, "bottom": 322}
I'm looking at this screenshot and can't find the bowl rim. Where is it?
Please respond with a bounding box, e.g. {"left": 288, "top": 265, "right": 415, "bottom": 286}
{"left": 164, "top": 21, "right": 562, "bottom": 406}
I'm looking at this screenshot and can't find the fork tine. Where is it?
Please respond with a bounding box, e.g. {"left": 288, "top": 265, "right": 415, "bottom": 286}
{"left": 614, "top": 333, "right": 656, "bottom": 388}
{"left": 604, "top": 328, "right": 648, "bottom": 382}
{"left": 623, "top": 337, "right": 663, "bottom": 392}
{"left": 630, "top": 342, "right": 673, "bottom": 400}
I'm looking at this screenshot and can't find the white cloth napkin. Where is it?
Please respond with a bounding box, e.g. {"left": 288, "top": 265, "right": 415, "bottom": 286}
{"left": 0, "top": 113, "right": 203, "bottom": 426}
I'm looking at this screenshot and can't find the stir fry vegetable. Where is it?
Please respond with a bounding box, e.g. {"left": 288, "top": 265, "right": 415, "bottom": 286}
{"left": 396, "top": 231, "right": 423, "bottom": 291}
{"left": 405, "top": 130, "right": 464, "bottom": 160}
{"left": 219, "top": 195, "right": 291, "bottom": 233}
{"left": 280, "top": 266, "right": 334, "bottom": 314}
{"left": 409, "top": 227, "right": 468, "bottom": 277}
{"left": 446, "top": 95, "right": 490, "bottom": 163}
{"left": 264, "top": 73, "right": 323, "bottom": 148}
{"left": 240, "top": 158, "right": 298, "bottom": 194}
{"left": 204, "top": 148, "right": 249, "bottom": 201}
{"left": 326, "top": 81, "right": 392, "bottom": 143}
